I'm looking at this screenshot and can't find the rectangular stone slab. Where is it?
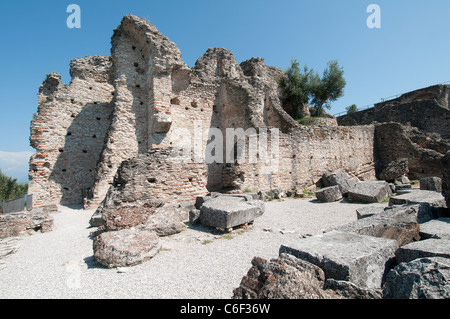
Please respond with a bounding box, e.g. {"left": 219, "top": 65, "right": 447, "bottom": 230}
{"left": 279, "top": 231, "right": 398, "bottom": 289}
{"left": 200, "top": 197, "right": 264, "bottom": 229}
{"left": 395, "top": 238, "right": 450, "bottom": 264}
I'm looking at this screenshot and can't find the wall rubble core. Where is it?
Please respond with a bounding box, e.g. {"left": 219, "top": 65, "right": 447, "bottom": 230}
{"left": 28, "top": 14, "right": 377, "bottom": 210}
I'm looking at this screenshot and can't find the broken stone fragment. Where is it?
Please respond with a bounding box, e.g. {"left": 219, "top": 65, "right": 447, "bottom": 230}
{"left": 93, "top": 228, "right": 161, "bottom": 268}
{"left": 383, "top": 257, "right": 450, "bottom": 299}
{"left": 420, "top": 177, "right": 442, "bottom": 193}
{"left": 315, "top": 186, "right": 342, "bottom": 203}
{"left": 395, "top": 238, "right": 450, "bottom": 264}
{"left": 151, "top": 113, "right": 172, "bottom": 134}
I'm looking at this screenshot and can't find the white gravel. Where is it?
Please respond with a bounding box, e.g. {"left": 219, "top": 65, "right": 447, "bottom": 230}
{"left": 0, "top": 198, "right": 386, "bottom": 299}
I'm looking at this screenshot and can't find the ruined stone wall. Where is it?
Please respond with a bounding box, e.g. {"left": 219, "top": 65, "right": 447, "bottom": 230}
{"left": 29, "top": 56, "right": 114, "bottom": 207}
{"left": 222, "top": 125, "right": 375, "bottom": 193}
{"left": 29, "top": 14, "right": 378, "bottom": 209}
{"left": 338, "top": 85, "right": 450, "bottom": 139}
{"left": 374, "top": 122, "right": 449, "bottom": 180}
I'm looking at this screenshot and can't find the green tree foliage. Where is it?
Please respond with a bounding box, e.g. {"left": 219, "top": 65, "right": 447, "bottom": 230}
{"left": 310, "top": 60, "right": 346, "bottom": 116}
{"left": 280, "top": 59, "right": 346, "bottom": 119}
{"left": 278, "top": 59, "right": 314, "bottom": 119}
{"left": 346, "top": 104, "right": 358, "bottom": 114}
{"left": 0, "top": 169, "right": 28, "bottom": 201}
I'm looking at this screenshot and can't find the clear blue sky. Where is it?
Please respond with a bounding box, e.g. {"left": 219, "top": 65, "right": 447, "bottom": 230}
{"left": 1, "top": 0, "right": 449, "bottom": 182}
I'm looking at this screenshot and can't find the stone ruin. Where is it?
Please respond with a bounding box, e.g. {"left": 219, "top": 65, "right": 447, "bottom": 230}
{"left": 17, "top": 14, "right": 450, "bottom": 298}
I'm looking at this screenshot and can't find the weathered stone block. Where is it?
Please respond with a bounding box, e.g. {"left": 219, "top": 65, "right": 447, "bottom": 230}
{"left": 419, "top": 217, "right": 450, "bottom": 240}
{"left": 232, "top": 253, "right": 340, "bottom": 299}
{"left": 395, "top": 238, "right": 450, "bottom": 264}
{"left": 93, "top": 229, "right": 161, "bottom": 268}
{"left": 200, "top": 196, "right": 264, "bottom": 229}
{"left": 321, "top": 172, "right": 359, "bottom": 196}
{"left": 389, "top": 191, "right": 447, "bottom": 220}
{"left": 331, "top": 205, "right": 421, "bottom": 246}
{"left": 189, "top": 209, "right": 201, "bottom": 225}
{"left": 383, "top": 257, "right": 450, "bottom": 299}
{"left": 379, "top": 158, "right": 409, "bottom": 181}
{"left": 348, "top": 181, "right": 392, "bottom": 203}
{"left": 279, "top": 231, "right": 398, "bottom": 289}
{"left": 356, "top": 205, "right": 385, "bottom": 220}
{"left": 315, "top": 186, "right": 342, "bottom": 203}
{"left": 420, "top": 177, "right": 443, "bottom": 193}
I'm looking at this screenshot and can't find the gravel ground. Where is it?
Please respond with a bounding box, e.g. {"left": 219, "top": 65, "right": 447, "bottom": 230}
{"left": 0, "top": 198, "right": 387, "bottom": 299}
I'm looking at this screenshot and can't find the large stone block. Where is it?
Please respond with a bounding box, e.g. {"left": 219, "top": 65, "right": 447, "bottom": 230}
{"left": 419, "top": 218, "right": 450, "bottom": 240}
{"left": 383, "top": 257, "right": 450, "bottom": 299}
{"left": 331, "top": 205, "right": 421, "bottom": 246}
{"left": 200, "top": 196, "right": 264, "bottom": 229}
{"left": 93, "top": 228, "right": 161, "bottom": 268}
{"left": 315, "top": 186, "right": 342, "bottom": 203}
{"left": 420, "top": 177, "right": 442, "bottom": 193}
{"left": 389, "top": 190, "right": 446, "bottom": 207}
{"left": 356, "top": 205, "right": 385, "bottom": 220}
{"left": 322, "top": 172, "right": 359, "bottom": 196}
{"left": 279, "top": 231, "right": 398, "bottom": 289}
{"left": 389, "top": 190, "right": 448, "bottom": 220}
{"left": 348, "top": 181, "right": 392, "bottom": 203}
{"left": 395, "top": 238, "right": 450, "bottom": 264}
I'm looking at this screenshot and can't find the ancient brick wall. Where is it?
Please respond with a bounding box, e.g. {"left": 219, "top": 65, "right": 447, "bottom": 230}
{"left": 29, "top": 56, "right": 114, "bottom": 208}
{"left": 29, "top": 14, "right": 378, "bottom": 210}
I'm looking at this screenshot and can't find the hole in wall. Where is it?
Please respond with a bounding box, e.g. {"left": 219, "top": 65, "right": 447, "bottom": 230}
{"left": 96, "top": 117, "right": 101, "bottom": 121}
{"left": 188, "top": 178, "right": 193, "bottom": 182}
{"left": 148, "top": 178, "right": 157, "bottom": 183}
{"left": 82, "top": 150, "right": 88, "bottom": 154}
{"left": 132, "top": 45, "right": 136, "bottom": 50}
{"left": 59, "top": 148, "right": 64, "bottom": 153}
{"left": 92, "top": 135, "right": 96, "bottom": 138}
{"left": 67, "top": 132, "right": 72, "bottom": 136}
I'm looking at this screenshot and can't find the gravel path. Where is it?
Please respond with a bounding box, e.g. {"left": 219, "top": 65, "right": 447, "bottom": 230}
{"left": 0, "top": 199, "right": 386, "bottom": 299}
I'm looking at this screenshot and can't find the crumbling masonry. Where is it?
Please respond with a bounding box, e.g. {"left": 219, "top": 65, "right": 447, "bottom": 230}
{"left": 29, "top": 15, "right": 448, "bottom": 211}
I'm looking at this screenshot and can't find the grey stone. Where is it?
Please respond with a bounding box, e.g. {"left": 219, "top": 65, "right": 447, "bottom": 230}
{"left": 395, "top": 238, "right": 450, "bottom": 264}
{"left": 419, "top": 218, "right": 450, "bottom": 239}
{"left": 383, "top": 257, "right": 450, "bottom": 299}
{"left": 321, "top": 172, "right": 359, "bottom": 196}
{"left": 232, "top": 254, "right": 340, "bottom": 299}
{"left": 395, "top": 175, "right": 410, "bottom": 185}
{"left": 389, "top": 190, "right": 446, "bottom": 207}
{"left": 151, "top": 113, "right": 172, "bottom": 133}
{"left": 395, "top": 184, "right": 412, "bottom": 193}
{"left": 195, "top": 195, "right": 212, "bottom": 209}
{"left": 189, "top": 209, "right": 201, "bottom": 225}
{"left": 323, "top": 279, "right": 383, "bottom": 299}
{"left": 143, "top": 204, "right": 185, "bottom": 237}
{"left": 279, "top": 231, "right": 398, "bottom": 289}
{"left": 331, "top": 205, "right": 421, "bottom": 246}
{"left": 379, "top": 158, "right": 409, "bottom": 181}
{"left": 93, "top": 229, "right": 161, "bottom": 268}
{"left": 315, "top": 186, "right": 342, "bottom": 203}
{"left": 348, "top": 181, "right": 392, "bottom": 203}
{"left": 89, "top": 210, "right": 105, "bottom": 227}
{"left": 200, "top": 196, "right": 264, "bottom": 229}
{"left": 420, "top": 177, "right": 443, "bottom": 193}
{"left": 356, "top": 205, "right": 385, "bottom": 219}
{"left": 389, "top": 191, "right": 447, "bottom": 220}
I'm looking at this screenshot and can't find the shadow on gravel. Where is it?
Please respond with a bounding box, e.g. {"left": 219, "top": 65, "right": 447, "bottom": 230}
{"left": 83, "top": 255, "right": 106, "bottom": 269}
